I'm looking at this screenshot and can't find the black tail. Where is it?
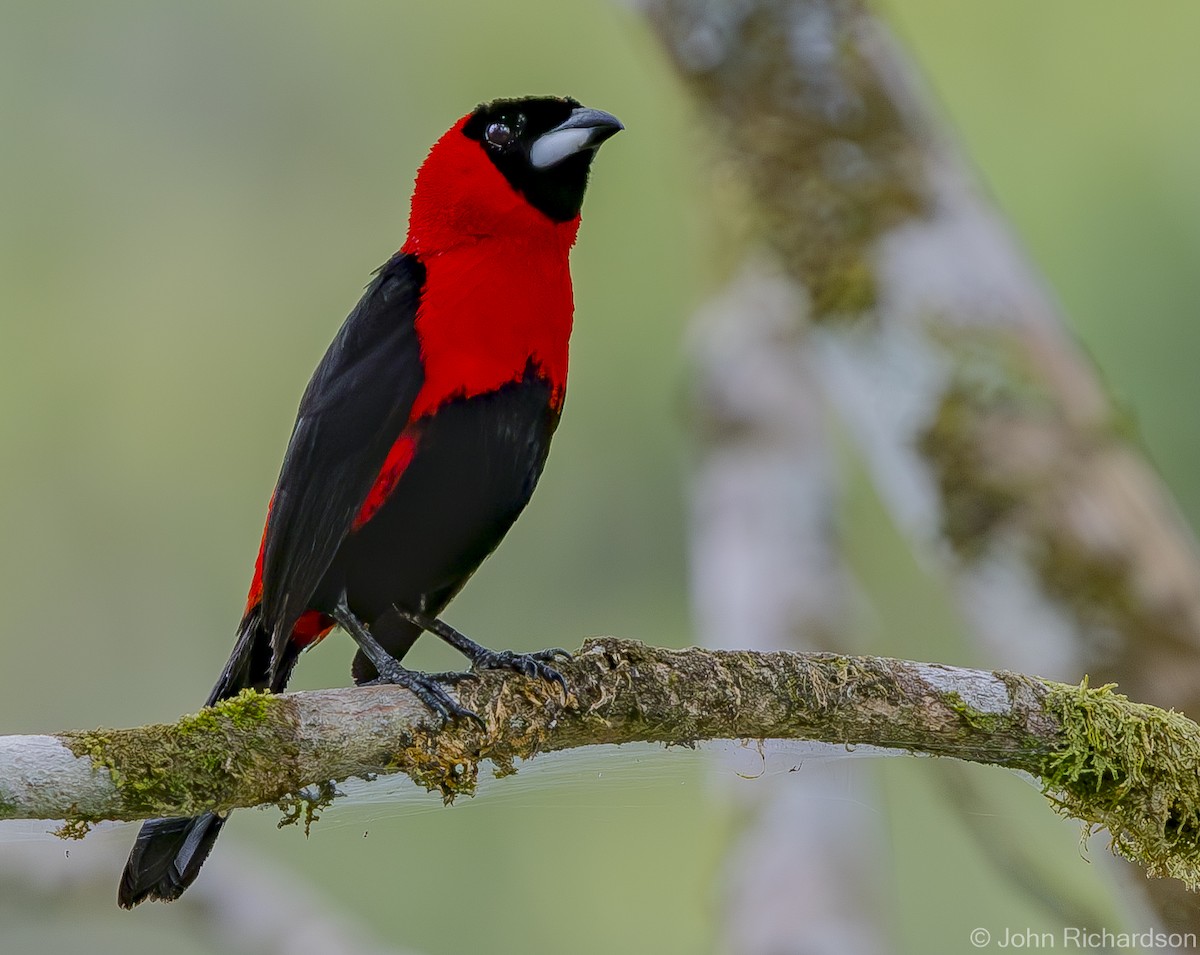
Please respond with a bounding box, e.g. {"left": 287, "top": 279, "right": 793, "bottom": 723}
{"left": 118, "top": 607, "right": 299, "bottom": 908}
{"left": 118, "top": 811, "right": 226, "bottom": 907}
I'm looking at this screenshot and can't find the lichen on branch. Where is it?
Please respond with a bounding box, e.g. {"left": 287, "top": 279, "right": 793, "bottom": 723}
{"left": 0, "top": 638, "right": 1198, "bottom": 887}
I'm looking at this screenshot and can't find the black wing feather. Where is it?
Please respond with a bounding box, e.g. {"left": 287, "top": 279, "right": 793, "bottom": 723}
{"left": 260, "top": 253, "right": 426, "bottom": 668}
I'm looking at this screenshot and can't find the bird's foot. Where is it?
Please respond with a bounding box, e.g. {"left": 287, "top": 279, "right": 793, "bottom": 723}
{"left": 335, "top": 595, "right": 484, "bottom": 726}
{"left": 395, "top": 608, "right": 571, "bottom": 698}
{"left": 364, "top": 660, "right": 484, "bottom": 727}
{"left": 466, "top": 646, "right": 570, "bottom": 697}
{"left": 423, "top": 670, "right": 478, "bottom": 685}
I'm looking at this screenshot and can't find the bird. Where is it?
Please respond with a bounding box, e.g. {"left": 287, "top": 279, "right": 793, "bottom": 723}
{"left": 118, "top": 95, "right": 622, "bottom": 908}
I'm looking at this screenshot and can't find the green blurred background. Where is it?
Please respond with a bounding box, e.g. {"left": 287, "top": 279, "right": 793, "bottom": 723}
{"left": 1, "top": 1, "right": 1198, "bottom": 952}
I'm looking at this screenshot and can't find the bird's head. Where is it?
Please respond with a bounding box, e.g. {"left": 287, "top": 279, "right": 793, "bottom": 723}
{"left": 404, "top": 95, "right": 623, "bottom": 253}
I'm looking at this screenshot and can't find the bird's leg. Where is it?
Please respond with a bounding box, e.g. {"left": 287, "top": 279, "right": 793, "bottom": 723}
{"left": 395, "top": 608, "right": 569, "bottom": 696}
{"left": 332, "top": 596, "right": 482, "bottom": 725}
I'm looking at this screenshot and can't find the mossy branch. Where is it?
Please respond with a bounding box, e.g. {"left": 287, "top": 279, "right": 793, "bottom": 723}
{"left": 3, "top": 638, "right": 1199, "bottom": 887}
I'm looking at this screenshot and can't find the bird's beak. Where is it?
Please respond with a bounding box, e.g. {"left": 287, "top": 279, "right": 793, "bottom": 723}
{"left": 529, "top": 107, "right": 624, "bottom": 169}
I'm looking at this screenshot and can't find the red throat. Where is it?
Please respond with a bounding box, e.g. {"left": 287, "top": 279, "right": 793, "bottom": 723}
{"left": 402, "top": 116, "right": 581, "bottom": 255}
{"left": 400, "top": 115, "right": 579, "bottom": 419}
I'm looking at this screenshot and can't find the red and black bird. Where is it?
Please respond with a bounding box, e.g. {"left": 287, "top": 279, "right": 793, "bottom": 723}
{"left": 118, "top": 95, "right": 622, "bottom": 908}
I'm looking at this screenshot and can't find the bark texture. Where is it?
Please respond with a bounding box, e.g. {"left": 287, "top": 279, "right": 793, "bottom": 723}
{"left": 4, "top": 639, "right": 1200, "bottom": 890}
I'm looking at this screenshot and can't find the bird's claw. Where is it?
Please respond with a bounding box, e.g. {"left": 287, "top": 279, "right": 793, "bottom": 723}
{"left": 366, "top": 662, "right": 485, "bottom": 728}
{"left": 469, "top": 648, "right": 570, "bottom": 697}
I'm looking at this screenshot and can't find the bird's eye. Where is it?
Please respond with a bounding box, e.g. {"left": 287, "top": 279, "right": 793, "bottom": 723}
{"left": 485, "top": 122, "right": 514, "bottom": 148}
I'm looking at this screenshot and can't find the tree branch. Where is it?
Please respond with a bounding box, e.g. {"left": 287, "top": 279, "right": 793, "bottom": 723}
{"left": 3, "top": 638, "right": 1199, "bottom": 888}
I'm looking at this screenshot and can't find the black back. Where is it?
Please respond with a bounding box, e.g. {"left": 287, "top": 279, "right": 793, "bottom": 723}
{"left": 260, "top": 253, "right": 425, "bottom": 672}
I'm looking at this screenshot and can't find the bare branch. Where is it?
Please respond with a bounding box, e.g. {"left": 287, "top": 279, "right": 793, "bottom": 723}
{"left": 2, "top": 639, "right": 1199, "bottom": 889}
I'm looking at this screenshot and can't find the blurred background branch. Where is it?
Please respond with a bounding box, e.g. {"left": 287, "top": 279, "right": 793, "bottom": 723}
{"left": 639, "top": 0, "right": 1200, "bottom": 947}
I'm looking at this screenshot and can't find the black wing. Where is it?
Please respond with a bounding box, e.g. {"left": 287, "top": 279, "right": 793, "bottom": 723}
{"left": 260, "top": 253, "right": 426, "bottom": 667}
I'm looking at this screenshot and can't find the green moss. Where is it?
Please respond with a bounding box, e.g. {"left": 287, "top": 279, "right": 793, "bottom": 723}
{"left": 277, "top": 780, "right": 341, "bottom": 836}
{"left": 916, "top": 328, "right": 1061, "bottom": 558}
{"left": 917, "top": 326, "right": 1192, "bottom": 681}
{"left": 389, "top": 723, "right": 524, "bottom": 803}
{"left": 177, "top": 688, "right": 277, "bottom": 733}
{"left": 941, "top": 690, "right": 1004, "bottom": 733}
{"left": 918, "top": 383, "right": 1023, "bottom": 558}
{"left": 1031, "top": 535, "right": 1170, "bottom": 659}
{"left": 54, "top": 817, "right": 92, "bottom": 840}
{"left": 1038, "top": 680, "right": 1200, "bottom": 887}
{"left": 918, "top": 326, "right": 1146, "bottom": 571}
{"left": 798, "top": 654, "right": 894, "bottom": 709}
{"left": 934, "top": 327, "right": 1055, "bottom": 409}
{"left": 63, "top": 689, "right": 298, "bottom": 818}
{"left": 808, "top": 254, "right": 877, "bottom": 319}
